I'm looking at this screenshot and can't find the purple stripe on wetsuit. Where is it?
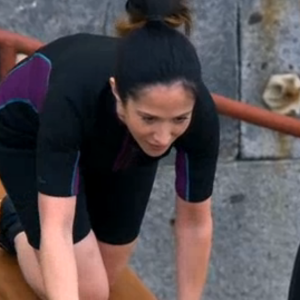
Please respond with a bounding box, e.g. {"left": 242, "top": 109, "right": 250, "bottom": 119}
{"left": 0, "top": 53, "right": 52, "bottom": 112}
{"left": 71, "top": 152, "right": 80, "bottom": 195}
{"left": 0, "top": 53, "right": 80, "bottom": 196}
{"left": 175, "top": 150, "right": 190, "bottom": 200}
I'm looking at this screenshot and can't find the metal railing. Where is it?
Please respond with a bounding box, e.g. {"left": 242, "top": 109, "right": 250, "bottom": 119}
{"left": 214, "top": 93, "right": 300, "bottom": 138}
{"left": 0, "top": 29, "right": 42, "bottom": 80}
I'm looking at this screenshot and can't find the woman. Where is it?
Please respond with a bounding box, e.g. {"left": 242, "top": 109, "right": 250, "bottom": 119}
{"left": 0, "top": 0, "right": 220, "bottom": 299}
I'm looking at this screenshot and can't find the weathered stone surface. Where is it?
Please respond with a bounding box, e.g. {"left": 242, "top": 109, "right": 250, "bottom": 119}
{"left": 191, "top": 0, "right": 239, "bottom": 161}
{"left": 0, "top": 0, "right": 239, "bottom": 161}
{"left": 131, "top": 162, "right": 300, "bottom": 300}
{"left": 0, "top": 0, "right": 122, "bottom": 42}
{"left": 240, "top": 0, "right": 300, "bottom": 158}
{"left": 163, "top": 0, "right": 240, "bottom": 164}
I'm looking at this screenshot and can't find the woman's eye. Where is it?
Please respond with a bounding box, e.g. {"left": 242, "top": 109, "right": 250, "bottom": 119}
{"left": 174, "top": 117, "right": 189, "bottom": 124}
{"left": 142, "top": 116, "right": 156, "bottom": 123}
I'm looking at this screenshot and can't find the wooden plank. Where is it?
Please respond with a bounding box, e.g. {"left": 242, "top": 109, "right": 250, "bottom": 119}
{"left": 0, "top": 249, "right": 39, "bottom": 300}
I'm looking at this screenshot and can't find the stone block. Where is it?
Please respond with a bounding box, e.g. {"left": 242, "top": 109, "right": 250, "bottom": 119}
{"left": 132, "top": 162, "right": 300, "bottom": 299}
{"left": 163, "top": 0, "right": 240, "bottom": 164}
{"left": 240, "top": 0, "right": 300, "bottom": 158}
{"left": 190, "top": 0, "right": 239, "bottom": 161}
{"left": 0, "top": 0, "right": 122, "bottom": 42}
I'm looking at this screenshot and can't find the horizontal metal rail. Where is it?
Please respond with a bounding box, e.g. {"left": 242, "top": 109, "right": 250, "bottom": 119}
{"left": 0, "top": 29, "right": 42, "bottom": 80}
{"left": 213, "top": 93, "right": 300, "bottom": 138}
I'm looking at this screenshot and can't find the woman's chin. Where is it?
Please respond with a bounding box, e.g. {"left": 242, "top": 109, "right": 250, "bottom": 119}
{"left": 141, "top": 144, "right": 169, "bottom": 157}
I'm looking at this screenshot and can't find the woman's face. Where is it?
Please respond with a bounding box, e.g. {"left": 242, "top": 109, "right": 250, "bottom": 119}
{"left": 110, "top": 78, "right": 195, "bottom": 157}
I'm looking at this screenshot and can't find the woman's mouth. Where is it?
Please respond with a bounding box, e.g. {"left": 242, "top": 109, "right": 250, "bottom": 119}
{"left": 148, "top": 143, "right": 167, "bottom": 152}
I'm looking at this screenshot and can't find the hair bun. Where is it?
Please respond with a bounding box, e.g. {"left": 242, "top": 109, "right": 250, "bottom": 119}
{"left": 116, "top": 0, "right": 192, "bottom": 37}
{"left": 126, "top": 0, "right": 179, "bottom": 20}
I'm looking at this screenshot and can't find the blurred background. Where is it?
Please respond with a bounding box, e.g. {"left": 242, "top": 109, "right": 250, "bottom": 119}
{"left": 1, "top": 0, "right": 300, "bottom": 299}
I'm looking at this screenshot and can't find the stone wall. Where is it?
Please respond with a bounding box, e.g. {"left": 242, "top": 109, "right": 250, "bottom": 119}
{"left": 240, "top": 0, "right": 300, "bottom": 159}
{"left": 1, "top": 1, "right": 300, "bottom": 300}
{"left": 135, "top": 162, "right": 300, "bottom": 300}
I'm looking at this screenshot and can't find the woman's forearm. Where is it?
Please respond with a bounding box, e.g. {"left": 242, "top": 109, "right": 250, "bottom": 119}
{"left": 40, "top": 232, "right": 79, "bottom": 300}
{"left": 175, "top": 218, "right": 213, "bottom": 300}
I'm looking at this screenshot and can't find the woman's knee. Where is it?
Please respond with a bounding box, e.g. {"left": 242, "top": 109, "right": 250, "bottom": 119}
{"left": 14, "top": 233, "right": 47, "bottom": 299}
{"left": 79, "top": 279, "right": 109, "bottom": 300}
{"left": 97, "top": 239, "right": 137, "bottom": 288}
{"left": 75, "top": 230, "right": 110, "bottom": 300}
{"left": 77, "top": 259, "right": 110, "bottom": 300}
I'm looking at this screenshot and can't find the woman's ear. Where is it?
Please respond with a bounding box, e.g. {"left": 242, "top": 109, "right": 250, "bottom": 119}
{"left": 109, "top": 77, "right": 125, "bottom": 121}
{"left": 109, "top": 77, "right": 119, "bottom": 99}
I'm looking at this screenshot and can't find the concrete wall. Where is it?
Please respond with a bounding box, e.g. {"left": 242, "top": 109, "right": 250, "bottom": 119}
{"left": 1, "top": 0, "right": 300, "bottom": 299}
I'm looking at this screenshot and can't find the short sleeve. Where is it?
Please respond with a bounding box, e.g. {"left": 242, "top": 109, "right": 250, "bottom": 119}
{"left": 174, "top": 81, "right": 220, "bottom": 203}
{"left": 36, "top": 85, "right": 83, "bottom": 197}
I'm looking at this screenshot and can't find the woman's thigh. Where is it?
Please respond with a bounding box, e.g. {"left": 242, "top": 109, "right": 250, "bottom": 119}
{"left": 0, "top": 145, "right": 110, "bottom": 298}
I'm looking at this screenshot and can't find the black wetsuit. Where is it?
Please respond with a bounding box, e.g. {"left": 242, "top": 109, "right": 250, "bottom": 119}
{"left": 0, "top": 33, "right": 219, "bottom": 249}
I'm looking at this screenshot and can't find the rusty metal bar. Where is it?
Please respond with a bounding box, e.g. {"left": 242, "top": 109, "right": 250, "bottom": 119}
{"left": 213, "top": 93, "right": 300, "bottom": 138}
{"left": 0, "top": 29, "right": 42, "bottom": 53}
{"left": 0, "top": 29, "right": 43, "bottom": 80}
{"left": 0, "top": 44, "right": 16, "bottom": 80}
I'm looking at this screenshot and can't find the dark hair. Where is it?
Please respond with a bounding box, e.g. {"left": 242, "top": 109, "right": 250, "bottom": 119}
{"left": 114, "top": 0, "right": 202, "bottom": 103}
{"left": 116, "top": 0, "right": 192, "bottom": 36}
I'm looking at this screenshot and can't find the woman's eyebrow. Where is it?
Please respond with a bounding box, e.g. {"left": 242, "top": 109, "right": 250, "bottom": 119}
{"left": 136, "top": 110, "right": 193, "bottom": 118}
{"left": 174, "top": 111, "right": 193, "bottom": 118}
{"left": 136, "top": 110, "right": 157, "bottom": 117}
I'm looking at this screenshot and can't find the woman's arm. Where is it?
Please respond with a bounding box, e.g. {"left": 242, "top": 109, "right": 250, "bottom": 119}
{"left": 172, "top": 80, "right": 219, "bottom": 300}
{"left": 33, "top": 67, "right": 89, "bottom": 299}
{"left": 38, "top": 192, "right": 79, "bottom": 300}
{"left": 175, "top": 196, "right": 213, "bottom": 300}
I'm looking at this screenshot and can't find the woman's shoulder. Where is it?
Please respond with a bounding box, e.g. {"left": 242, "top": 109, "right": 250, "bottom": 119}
{"left": 38, "top": 33, "right": 120, "bottom": 74}
{"left": 40, "top": 33, "right": 119, "bottom": 93}
{"left": 39, "top": 32, "right": 119, "bottom": 55}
